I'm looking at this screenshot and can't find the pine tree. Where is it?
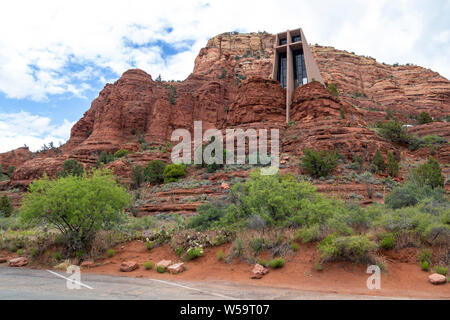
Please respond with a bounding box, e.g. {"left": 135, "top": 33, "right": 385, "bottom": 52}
{"left": 372, "top": 149, "right": 386, "bottom": 172}
{"left": 386, "top": 151, "right": 399, "bottom": 177}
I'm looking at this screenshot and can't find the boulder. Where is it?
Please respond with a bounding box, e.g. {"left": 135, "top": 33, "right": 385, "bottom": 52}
{"left": 9, "top": 257, "right": 28, "bottom": 267}
{"left": 250, "top": 264, "right": 269, "bottom": 279}
{"left": 168, "top": 263, "right": 185, "bottom": 274}
{"left": 429, "top": 273, "right": 447, "bottom": 285}
{"left": 120, "top": 261, "right": 139, "bottom": 272}
{"left": 156, "top": 260, "right": 173, "bottom": 269}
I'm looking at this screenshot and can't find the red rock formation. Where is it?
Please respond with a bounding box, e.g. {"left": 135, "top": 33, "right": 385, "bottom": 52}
{"left": 284, "top": 82, "right": 395, "bottom": 161}
{"left": 0, "top": 31, "right": 447, "bottom": 193}
{"left": 0, "top": 147, "right": 32, "bottom": 173}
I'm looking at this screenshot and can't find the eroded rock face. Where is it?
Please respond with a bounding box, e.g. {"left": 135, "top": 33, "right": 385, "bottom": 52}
{"left": 284, "top": 82, "right": 395, "bottom": 161}
{"left": 0, "top": 147, "right": 32, "bottom": 173}
{"left": 1, "top": 31, "right": 448, "bottom": 190}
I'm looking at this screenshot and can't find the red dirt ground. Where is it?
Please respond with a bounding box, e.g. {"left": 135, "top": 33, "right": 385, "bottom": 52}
{"left": 78, "top": 240, "right": 450, "bottom": 299}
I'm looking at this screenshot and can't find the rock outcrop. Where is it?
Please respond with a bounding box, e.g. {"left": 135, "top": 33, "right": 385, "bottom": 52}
{"left": 0, "top": 31, "right": 448, "bottom": 199}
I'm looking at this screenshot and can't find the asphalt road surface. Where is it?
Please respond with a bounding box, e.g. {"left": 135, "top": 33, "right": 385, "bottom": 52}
{"left": 0, "top": 266, "right": 409, "bottom": 300}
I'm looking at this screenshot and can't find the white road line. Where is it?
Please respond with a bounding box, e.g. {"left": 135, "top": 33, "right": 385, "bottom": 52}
{"left": 46, "top": 270, "right": 94, "bottom": 290}
{"left": 149, "top": 278, "right": 236, "bottom": 300}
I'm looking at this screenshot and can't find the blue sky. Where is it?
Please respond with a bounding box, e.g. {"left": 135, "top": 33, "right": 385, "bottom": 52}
{"left": 0, "top": 0, "right": 449, "bottom": 152}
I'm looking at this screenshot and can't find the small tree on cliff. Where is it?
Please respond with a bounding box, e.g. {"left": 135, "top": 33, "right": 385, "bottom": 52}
{"left": 386, "top": 152, "right": 399, "bottom": 177}
{"left": 300, "top": 148, "right": 339, "bottom": 178}
{"left": 0, "top": 194, "right": 13, "bottom": 217}
{"left": 20, "top": 170, "right": 130, "bottom": 255}
{"left": 417, "top": 112, "right": 433, "bottom": 125}
{"left": 372, "top": 149, "right": 386, "bottom": 172}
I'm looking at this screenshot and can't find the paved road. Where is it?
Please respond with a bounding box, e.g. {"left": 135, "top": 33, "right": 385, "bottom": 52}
{"left": 0, "top": 267, "right": 407, "bottom": 300}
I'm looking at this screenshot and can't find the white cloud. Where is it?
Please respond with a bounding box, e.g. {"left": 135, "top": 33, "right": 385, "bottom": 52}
{"left": 0, "top": 0, "right": 448, "bottom": 102}
{"left": 0, "top": 111, "right": 74, "bottom": 152}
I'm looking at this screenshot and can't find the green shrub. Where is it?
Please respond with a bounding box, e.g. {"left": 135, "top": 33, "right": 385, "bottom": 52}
{"left": 412, "top": 157, "right": 444, "bottom": 189}
{"left": 53, "top": 252, "right": 61, "bottom": 260}
{"left": 186, "top": 247, "right": 204, "bottom": 260}
{"left": 422, "top": 135, "right": 446, "bottom": 146}
{"left": 17, "top": 249, "right": 23, "bottom": 256}
{"left": 163, "top": 164, "right": 187, "bottom": 183}
{"left": 175, "top": 247, "right": 183, "bottom": 256}
{"left": 189, "top": 202, "right": 230, "bottom": 231}
{"left": 145, "top": 241, "right": 155, "bottom": 251}
{"left": 59, "top": 159, "right": 84, "bottom": 177}
{"left": 7, "top": 166, "right": 15, "bottom": 177}
{"left": 372, "top": 149, "right": 386, "bottom": 172}
{"left": 385, "top": 181, "right": 444, "bottom": 209}
{"left": 107, "top": 249, "right": 115, "bottom": 258}
{"left": 417, "top": 112, "right": 433, "bottom": 124}
{"left": 386, "top": 152, "right": 399, "bottom": 177}
{"left": 327, "top": 83, "right": 339, "bottom": 97}
{"left": 418, "top": 249, "right": 432, "bottom": 263}
{"left": 380, "top": 233, "right": 395, "bottom": 250}
{"left": 269, "top": 258, "right": 285, "bottom": 269}
{"left": 314, "top": 262, "right": 323, "bottom": 271}
{"left": 97, "top": 151, "right": 115, "bottom": 165}
{"left": 156, "top": 265, "right": 166, "bottom": 273}
{"left": 0, "top": 194, "right": 13, "bottom": 217}
{"left": 143, "top": 261, "right": 153, "bottom": 270}
{"left": 249, "top": 238, "right": 265, "bottom": 254}
{"left": 131, "top": 165, "right": 145, "bottom": 189}
{"left": 295, "top": 225, "right": 321, "bottom": 243}
{"left": 257, "top": 259, "right": 268, "bottom": 267}
{"left": 420, "top": 260, "right": 429, "bottom": 271}
{"left": 217, "top": 250, "right": 224, "bottom": 261}
{"left": 144, "top": 160, "right": 166, "bottom": 184}
{"left": 300, "top": 148, "right": 339, "bottom": 178}
{"left": 114, "top": 149, "right": 129, "bottom": 158}
{"left": 433, "top": 266, "right": 448, "bottom": 276}
{"left": 20, "top": 170, "right": 131, "bottom": 255}
{"left": 318, "top": 234, "right": 378, "bottom": 263}
{"left": 291, "top": 242, "right": 300, "bottom": 252}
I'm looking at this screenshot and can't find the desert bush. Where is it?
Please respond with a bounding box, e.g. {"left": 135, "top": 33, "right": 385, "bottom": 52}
{"left": 97, "top": 151, "right": 115, "bottom": 165}
{"left": 291, "top": 242, "right": 300, "bottom": 251}
{"left": 385, "top": 181, "right": 444, "bottom": 209}
{"left": 114, "top": 149, "right": 129, "bottom": 158}
{"left": 0, "top": 194, "right": 13, "bottom": 217}
{"left": 327, "top": 83, "right": 339, "bottom": 97}
{"left": 294, "top": 225, "right": 322, "bottom": 243}
{"left": 418, "top": 249, "right": 432, "bottom": 263}
{"left": 58, "top": 159, "right": 84, "bottom": 177}
{"left": 144, "top": 160, "right": 166, "bottom": 184}
{"left": 163, "top": 164, "right": 187, "bottom": 183}
{"left": 145, "top": 240, "right": 155, "bottom": 251}
{"left": 318, "top": 234, "right": 378, "bottom": 263}
{"left": 268, "top": 258, "right": 285, "bottom": 269}
{"left": 371, "top": 149, "right": 386, "bottom": 172}
{"left": 54, "top": 252, "right": 62, "bottom": 260}
{"left": 131, "top": 165, "right": 145, "bottom": 189}
{"left": 143, "top": 261, "right": 153, "bottom": 270}
{"left": 17, "top": 248, "right": 23, "bottom": 256}
{"left": 380, "top": 233, "right": 395, "bottom": 250}
{"left": 186, "top": 247, "right": 204, "bottom": 260}
{"left": 217, "top": 250, "right": 224, "bottom": 261}
{"left": 314, "top": 261, "right": 323, "bottom": 271}
{"left": 107, "top": 249, "right": 115, "bottom": 257}
{"left": 386, "top": 152, "right": 399, "bottom": 177}
{"left": 300, "top": 148, "right": 339, "bottom": 178}
{"left": 19, "top": 170, "right": 131, "bottom": 255}
{"left": 156, "top": 265, "right": 166, "bottom": 273}
{"left": 417, "top": 112, "right": 433, "bottom": 124}
{"left": 7, "top": 166, "right": 15, "bottom": 177}
{"left": 249, "top": 237, "right": 265, "bottom": 254}
{"left": 433, "top": 265, "right": 448, "bottom": 276}
{"left": 420, "top": 260, "right": 429, "bottom": 271}
{"left": 411, "top": 157, "right": 444, "bottom": 189}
